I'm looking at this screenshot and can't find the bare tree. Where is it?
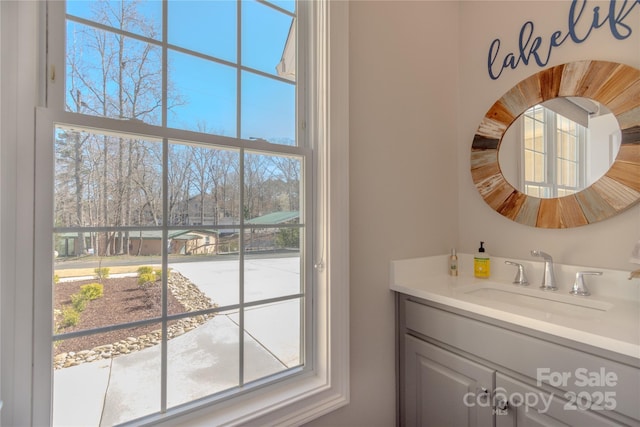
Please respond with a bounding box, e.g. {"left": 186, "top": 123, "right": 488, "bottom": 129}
{"left": 209, "top": 150, "right": 240, "bottom": 224}
{"left": 269, "top": 156, "right": 300, "bottom": 212}
{"left": 61, "top": 0, "right": 178, "bottom": 255}
{"left": 167, "top": 144, "right": 194, "bottom": 225}
{"left": 191, "top": 146, "right": 213, "bottom": 225}
{"left": 57, "top": 0, "right": 297, "bottom": 258}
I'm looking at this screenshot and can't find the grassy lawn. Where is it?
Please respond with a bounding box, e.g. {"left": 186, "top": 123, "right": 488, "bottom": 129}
{"left": 55, "top": 264, "right": 161, "bottom": 278}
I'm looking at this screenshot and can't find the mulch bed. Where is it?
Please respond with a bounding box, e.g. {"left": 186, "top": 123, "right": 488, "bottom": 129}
{"left": 53, "top": 276, "right": 186, "bottom": 356}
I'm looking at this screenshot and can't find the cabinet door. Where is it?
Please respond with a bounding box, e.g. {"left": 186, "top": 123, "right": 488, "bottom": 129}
{"left": 495, "top": 373, "right": 621, "bottom": 427}
{"left": 403, "top": 335, "right": 494, "bottom": 427}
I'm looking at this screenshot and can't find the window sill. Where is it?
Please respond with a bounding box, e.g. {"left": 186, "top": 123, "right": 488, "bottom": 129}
{"left": 146, "top": 369, "right": 349, "bottom": 426}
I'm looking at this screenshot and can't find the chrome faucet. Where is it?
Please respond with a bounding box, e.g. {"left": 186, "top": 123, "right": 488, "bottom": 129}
{"left": 570, "top": 271, "right": 602, "bottom": 296}
{"left": 505, "top": 261, "right": 529, "bottom": 286}
{"left": 531, "top": 250, "right": 558, "bottom": 291}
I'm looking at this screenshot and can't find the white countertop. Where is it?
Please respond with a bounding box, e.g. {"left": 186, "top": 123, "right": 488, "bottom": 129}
{"left": 391, "top": 254, "right": 640, "bottom": 360}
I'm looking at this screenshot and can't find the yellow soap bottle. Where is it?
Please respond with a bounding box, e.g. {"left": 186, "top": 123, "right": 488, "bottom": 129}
{"left": 474, "top": 241, "right": 490, "bottom": 278}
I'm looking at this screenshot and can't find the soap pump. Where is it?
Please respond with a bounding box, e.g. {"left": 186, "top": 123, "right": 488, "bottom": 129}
{"left": 449, "top": 248, "right": 458, "bottom": 276}
{"left": 474, "top": 241, "right": 491, "bottom": 278}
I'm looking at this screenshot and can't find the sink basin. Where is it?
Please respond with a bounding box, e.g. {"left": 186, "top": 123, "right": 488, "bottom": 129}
{"left": 457, "top": 282, "right": 613, "bottom": 317}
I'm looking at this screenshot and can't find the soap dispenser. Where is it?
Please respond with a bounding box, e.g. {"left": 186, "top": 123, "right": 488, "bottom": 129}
{"left": 449, "top": 248, "right": 458, "bottom": 276}
{"left": 474, "top": 242, "right": 491, "bottom": 278}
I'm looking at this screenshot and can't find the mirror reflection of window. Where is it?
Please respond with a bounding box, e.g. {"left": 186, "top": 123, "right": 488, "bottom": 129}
{"left": 522, "top": 104, "right": 585, "bottom": 198}
{"left": 499, "top": 97, "right": 621, "bottom": 198}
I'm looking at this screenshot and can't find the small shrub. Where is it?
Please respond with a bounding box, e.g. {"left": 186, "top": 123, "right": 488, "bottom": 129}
{"left": 94, "top": 267, "right": 110, "bottom": 280}
{"left": 138, "top": 272, "right": 157, "bottom": 286}
{"left": 137, "top": 266, "right": 154, "bottom": 275}
{"left": 61, "top": 307, "right": 80, "bottom": 327}
{"left": 53, "top": 274, "right": 60, "bottom": 284}
{"left": 137, "top": 266, "right": 162, "bottom": 285}
{"left": 276, "top": 228, "right": 300, "bottom": 248}
{"left": 71, "top": 293, "right": 88, "bottom": 312}
{"left": 80, "top": 283, "right": 103, "bottom": 301}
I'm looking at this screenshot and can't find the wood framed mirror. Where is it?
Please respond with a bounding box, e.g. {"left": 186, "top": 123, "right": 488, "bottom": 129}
{"left": 471, "top": 60, "right": 640, "bottom": 228}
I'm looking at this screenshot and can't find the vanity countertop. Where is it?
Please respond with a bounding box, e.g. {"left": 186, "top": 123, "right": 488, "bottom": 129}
{"left": 391, "top": 254, "right": 640, "bottom": 360}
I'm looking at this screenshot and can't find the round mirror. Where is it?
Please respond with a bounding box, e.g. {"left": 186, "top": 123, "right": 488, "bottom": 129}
{"left": 471, "top": 60, "right": 640, "bottom": 228}
{"left": 499, "top": 98, "right": 621, "bottom": 198}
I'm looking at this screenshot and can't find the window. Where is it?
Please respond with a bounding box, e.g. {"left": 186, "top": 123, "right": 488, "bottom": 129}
{"left": 25, "top": 1, "right": 348, "bottom": 426}
{"left": 51, "top": 1, "right": 306, "bottom": 423}
{"left": 522, "top": 104, "right": 586, "bottom": 198}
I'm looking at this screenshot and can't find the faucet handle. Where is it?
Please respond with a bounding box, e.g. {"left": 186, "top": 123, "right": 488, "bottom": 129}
{"left": 570, "top": 271, "right": 603, "bottom": 296}
{"left": 505, "top": 261, "right": 528, "bottom": 286}
{"left": 531, "top": 250, "right": 553, "bottom": 261}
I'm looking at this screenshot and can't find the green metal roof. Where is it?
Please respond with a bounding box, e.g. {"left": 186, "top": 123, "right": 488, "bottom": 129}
{"left": 55, "top": 230, "right": 218, "bottom": 240}
{"left": 137, "top": 230, "right": 218, "bottom": 240}
{"left": 246, "top": 211, "right": 299, "bottom": 225}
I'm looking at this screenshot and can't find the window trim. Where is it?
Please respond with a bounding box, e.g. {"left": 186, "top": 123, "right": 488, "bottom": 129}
{"left": 521, "top": 105, "right": 586, "bottom": 198}
{"left": 0, "top": 0, "right": 349, "bottom": 425}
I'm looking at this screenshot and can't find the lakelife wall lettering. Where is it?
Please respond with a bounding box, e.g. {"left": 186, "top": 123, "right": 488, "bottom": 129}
{"left": 487, "top": 0, "right": 640, "bottom": 80}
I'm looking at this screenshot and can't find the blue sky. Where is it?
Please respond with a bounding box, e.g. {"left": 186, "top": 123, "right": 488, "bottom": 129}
{"left": 66, "top": 0, "right": 296, "bottom": 144}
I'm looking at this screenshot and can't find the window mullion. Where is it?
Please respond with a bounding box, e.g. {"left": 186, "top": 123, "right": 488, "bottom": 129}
{"left": 161, "top": 135, "right": 169, "bottom": 413}
{"left": 236, "top": 0, "right": 242, "bottom": 139}
{"left": 237, "top": 0, "right": 245, "bottom": 388}
{"left": 238, "top": 147, "right": 245, "bottom": 386}
{"left": 160, "top": 0, "right": 169, "bottom": 413}
{"left": 162, "top": 0, "right": 168, "bottom": 129}
{"left": 65, "top": 14, "right": 160, "bottom": 49}
{"left": 546, "top": 108, "right": 556, "bottom": 197}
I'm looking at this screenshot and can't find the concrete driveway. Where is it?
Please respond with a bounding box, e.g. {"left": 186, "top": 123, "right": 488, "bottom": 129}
{"left": 53, "top": 256, "right": 301, "bottom": 426}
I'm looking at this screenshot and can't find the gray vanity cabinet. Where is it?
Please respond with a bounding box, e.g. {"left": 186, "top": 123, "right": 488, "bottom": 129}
{"left": 397, "top": 294, "right": 640, "bottom": 427}
{"left": 404, "top": 335, "right": 494, "bottom": 427}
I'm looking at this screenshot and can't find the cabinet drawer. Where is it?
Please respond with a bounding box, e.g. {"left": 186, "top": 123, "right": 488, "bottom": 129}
{"left": 404, "top": 299, "right": 640, "bottom": 422}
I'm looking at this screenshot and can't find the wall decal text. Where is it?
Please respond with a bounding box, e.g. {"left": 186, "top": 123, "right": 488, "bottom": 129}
{"left": 488, "top": 0, "right": 640, "bottom": 80}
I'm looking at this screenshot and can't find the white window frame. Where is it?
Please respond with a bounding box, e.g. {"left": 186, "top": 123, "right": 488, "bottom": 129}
{"left": 1, "top": 1, "right": 349, "bottom": 425}
{"left": 521, "top": 105, "right": 586, "bottom": 198}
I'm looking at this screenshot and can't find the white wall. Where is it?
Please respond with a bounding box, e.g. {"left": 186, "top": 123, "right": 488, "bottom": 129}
{"left": 307, "top": 1, "right": 460, "bottom": 425}
{"left": 310, "top": 1, "right": 640, "bottom": 426}
{"left": 589, "top": 112, "right": 621, "bottom": 184}
{"left": 458, "top": 1, "right": 640, "bottom": 270}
